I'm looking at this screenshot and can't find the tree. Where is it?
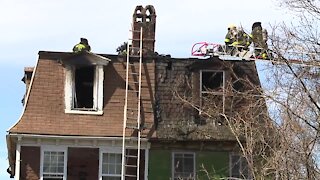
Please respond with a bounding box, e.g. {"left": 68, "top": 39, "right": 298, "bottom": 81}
{"left": 171, "top": 1, "right": 320, "bottom": 179}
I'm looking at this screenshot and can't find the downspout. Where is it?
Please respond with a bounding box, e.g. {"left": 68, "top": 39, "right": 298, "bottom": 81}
{"left": 14, "top": 137, "right": 21, "bottom": 180}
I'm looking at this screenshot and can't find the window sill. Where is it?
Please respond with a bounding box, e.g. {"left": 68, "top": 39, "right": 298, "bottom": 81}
{"left": 65, "top": 109, "right": 103, "bottom": 115}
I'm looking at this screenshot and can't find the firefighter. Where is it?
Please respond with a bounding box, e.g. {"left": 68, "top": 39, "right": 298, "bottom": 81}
{"left": 225, "top": 24, "right": 238, "bottom": 54}
{"left": 225, "top": 24, "right": 237, "bottom": 46}
{"left": 251, "top": 22, "right": 269, "bottom": 59}
{"left": 73, "top": 38, "right": 91, "bottom": 53}
{"left": 232, "top": 27, "right": 252, "bottom": 50}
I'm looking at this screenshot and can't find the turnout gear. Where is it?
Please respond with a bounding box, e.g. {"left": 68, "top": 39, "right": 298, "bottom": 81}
{"left": 251, "top": 22, "right": 269, "bottom": 59}
{"left": 73, "top": 38, "right": 91, "bottom": 53}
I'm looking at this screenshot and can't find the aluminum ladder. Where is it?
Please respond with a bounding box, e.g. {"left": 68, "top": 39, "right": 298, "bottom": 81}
{"left": 121, "top": 25, "right": 143, "bottom": 180}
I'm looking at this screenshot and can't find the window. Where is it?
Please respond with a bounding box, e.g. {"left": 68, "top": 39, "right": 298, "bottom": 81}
{"left": 41, "top": 148, "right": 67, "bottom": 180}
{"left": 172, "top": 152, "right": 195, "bottom": 180}
{"left": 65, "top": 65, "right": 104, "bottom": 114}
{"left": 230, "top": 154, "right": 250, "bottom": 179}
{"left": 101, "top": 152, "right": 122, "bottom": 180}
{"left": 200, "top": 70, "right": 225, "bottom": 115}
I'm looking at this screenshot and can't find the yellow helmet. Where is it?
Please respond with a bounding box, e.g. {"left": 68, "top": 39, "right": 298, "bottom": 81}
{"left": 228, "top": 24, "right": 236, "bottom": 30}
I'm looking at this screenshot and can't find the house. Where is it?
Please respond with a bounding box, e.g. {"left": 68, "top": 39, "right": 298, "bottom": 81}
{"left": 6, "top": 5, "right": 269, "bottom": 180}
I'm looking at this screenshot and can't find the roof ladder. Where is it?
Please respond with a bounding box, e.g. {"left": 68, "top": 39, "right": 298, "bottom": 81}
{"left": 121, "top": 25, "right": 143, "bottom": 180}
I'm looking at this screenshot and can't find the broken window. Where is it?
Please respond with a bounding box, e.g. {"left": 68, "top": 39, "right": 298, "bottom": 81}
{"left": 200, "top": 70, "right": 225, "bottom": 115}
{"left": 73, "top": 66, "right": 94, "bottom": 109}
{"left": 201, "top": 71, "right": 224, "bottom": 92}
{"left": 65, "top": 65, "right": 104, "bottom": 114}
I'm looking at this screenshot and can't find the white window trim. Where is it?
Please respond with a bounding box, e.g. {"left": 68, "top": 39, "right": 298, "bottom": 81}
{"left": 199, "top": 70, "right": 225, "bottom": 113}
{"left": 40, "top": 145, "right": 67, "bottom": 180}
{"left": 99, "top": 147, "right": 122, "bottom": 180}
{"left": 172, "top": 152, "right": 196, "bottom": 180}
{"left": 64, "top": 65, "right": 104, "bottom": 115}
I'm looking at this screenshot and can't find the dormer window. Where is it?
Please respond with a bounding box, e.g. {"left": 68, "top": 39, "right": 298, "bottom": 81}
{"left": 74, "top": 66, "right": 94, "bottom": 109}
{"left": 200, "top": 70, "right": 225, "bottom": 114}
{"left": 65, "top": 65, "right": 104, "bottom": 115}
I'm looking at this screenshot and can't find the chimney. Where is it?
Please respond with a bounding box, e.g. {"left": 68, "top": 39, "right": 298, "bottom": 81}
{"left": 132, "top": 5, "right": 156, "bottom": 55}
{"left": 21, "top": 67, "right": 34, "bottom": 105}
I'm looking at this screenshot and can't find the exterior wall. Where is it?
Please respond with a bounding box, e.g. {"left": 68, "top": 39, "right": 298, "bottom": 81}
{"left": 67, "top": 147, "right": 99, "bottom": 180}
{"left": 13, "top": 136, "right": 150, "bottom": 180}
{"left": 155, "top": 59, "right": 194, "bottom": 140}
{"left": 196, "top": 151, "right": 229, "bottom": 179}
{"left": 20, "top": 146, "right": 40, "bottom": 180}
{"left": 148, "top": 150, "right": 171, "bottom": 180}
{"left": 155, "top": 58, "right": 263, "bottom": 140}
{"left": 9, "top": 54, "right": 155, "bottom": 137}
{"left": 155, "top": 58, "right": 234, "bottom": 140}
{"left": 148, "top": 149, "right": 229, "bottom": 180}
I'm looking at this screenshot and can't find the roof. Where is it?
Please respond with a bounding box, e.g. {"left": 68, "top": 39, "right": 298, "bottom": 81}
{"left": 9, "top": 51, "right": 155, "bottom": 138}
{"left": 8, "top": 51, "right": 265, "bottom": 141}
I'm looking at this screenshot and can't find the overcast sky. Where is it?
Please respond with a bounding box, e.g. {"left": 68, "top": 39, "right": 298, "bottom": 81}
{"left": 0, "top": 0, "right": 291, "bottom": 179}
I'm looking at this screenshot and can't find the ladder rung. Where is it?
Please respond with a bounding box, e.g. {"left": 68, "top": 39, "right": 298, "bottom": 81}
{"left": 127, "top": 89, "right": 139, "bottom": 93}
{"left": 129, "top": 55, "right": 141, "bottom": 58}
{"left": 126, "top": 116, "right": 137, "bottom": 120}
{"left": 125, "top": 164, "right": 137, "bottom": 168}
{"left": 125, "top": 174, "right": 137, "bottom": 178}
{"left": 130, "top": 29, "right": 141, "bottom": 33}
{"left": 127, "top": 108, "right": 139, "bottom": 111}
{"left": 126, "top": 123, "right": 142, "bottom": 130}
{"left": 129, "top": 47, "right": 141, "bottom": 50}
{"left": 126, "top": 125, "right": 138, "bottom": 129}
{"left": 125, "top": 154, "right": 138, "bottom": 158}
{"left": 129, "top": 81, "right": 139, "bottom": 84}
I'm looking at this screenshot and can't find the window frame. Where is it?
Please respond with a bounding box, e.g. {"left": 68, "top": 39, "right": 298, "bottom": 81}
{"left": 65, "top": 65, "right": 104, "bottom": 115}
{"left": 172, "top": 152, "right": 196, "bottom": 180}
{"left": 40, "top": 146, "right": 67, "bottom": 180}
{"left": 99, "top": 147, "right": 122, "bottom": 180}
{"left": 199, "top": 70, "right": 225, "bottom": 114}
{"left": 229, "top": 153, "right": 251, "bottom": 179}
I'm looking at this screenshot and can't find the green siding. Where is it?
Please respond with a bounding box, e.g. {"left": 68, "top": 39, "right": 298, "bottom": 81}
{"left": 196, "top": 152, "right": 229, "bottom": 179}
{"left": 148, "top": 150, "right": 171, "bottom": 180}
{"left": 148, "top": 150, "right": 229, "bottom": 180}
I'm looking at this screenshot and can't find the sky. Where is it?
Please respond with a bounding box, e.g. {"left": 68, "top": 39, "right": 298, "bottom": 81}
{"left": 0, "top": 0, "right": 292, "bottom": 179}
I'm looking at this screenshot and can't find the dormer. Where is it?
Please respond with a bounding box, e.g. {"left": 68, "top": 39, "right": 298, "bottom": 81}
{"left": 61, "top": 52, "right": 111, "bottom": 115}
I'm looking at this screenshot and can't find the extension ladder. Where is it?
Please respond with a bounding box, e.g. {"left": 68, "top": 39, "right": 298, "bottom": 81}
{"left": 121, "top": 25, "right": 143, "bottom": 180}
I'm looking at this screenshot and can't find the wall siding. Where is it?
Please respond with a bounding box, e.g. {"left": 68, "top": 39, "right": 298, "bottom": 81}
{"left": 196, "top": 151, "right": 229, "bottom": 179}
{"left": 148, "top": 150, "right": 171, "bottom": 180}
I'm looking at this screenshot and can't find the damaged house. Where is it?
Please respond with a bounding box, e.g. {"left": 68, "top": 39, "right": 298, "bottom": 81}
{"left": 6, "top": 5, "right": 270, "bottom": 180}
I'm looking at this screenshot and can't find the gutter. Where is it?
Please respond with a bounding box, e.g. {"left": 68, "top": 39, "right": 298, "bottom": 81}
{"left": 8, "top": 133, "right": 149, "bottom": 141}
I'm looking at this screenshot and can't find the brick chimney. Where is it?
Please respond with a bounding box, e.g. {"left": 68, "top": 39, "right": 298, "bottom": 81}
{"left": 132, "top": 5, "right": 156, "bottom": 55}
{"left": 21, "top": 67, "right": 34, "bottom": 104}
